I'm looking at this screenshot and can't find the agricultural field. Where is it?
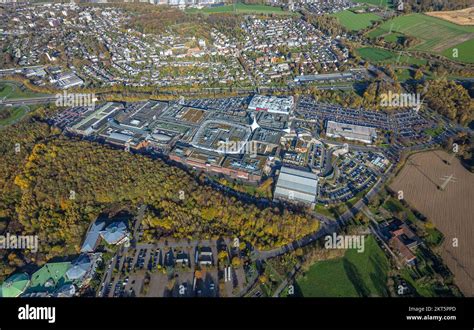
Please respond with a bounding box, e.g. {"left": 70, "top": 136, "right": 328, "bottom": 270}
{"left": 390, "top": 150, "right": 474, "bottom": 296}
{"left": 332, "top": 10, "right": 382, "bottom": 31}
{"left": 367, "top": 13, "right": 474, "bottom": 61}
{"left": 442, "top": 39, "right": 474, "bottom": 63}
{"left": 356, "top": 47, "right": 427, "bottom": 65}
{"left": 185, "top": 3, "right": 288, "bottom": 15}
{"left": 427, "top": 7, "right": 474, "bottom": 26}
{"left": 295, "top": 236, "right": 390, "bottom": 297}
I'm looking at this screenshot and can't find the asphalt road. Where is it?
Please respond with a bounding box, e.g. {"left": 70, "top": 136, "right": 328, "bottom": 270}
{"left": 254, "top": 163, "right": 395, "bottom": 262}
{"left": 0, "top": 95, "right": 57, "bottom": 106}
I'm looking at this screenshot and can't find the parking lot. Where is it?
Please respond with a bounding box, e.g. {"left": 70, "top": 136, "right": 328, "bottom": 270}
{"left": 102, "top": 239, "right": 236, "bottom": 297}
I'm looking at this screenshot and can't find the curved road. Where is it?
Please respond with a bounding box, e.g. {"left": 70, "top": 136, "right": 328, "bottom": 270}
{"left": 253, "top": 163, "right": 394, "bottom": 261}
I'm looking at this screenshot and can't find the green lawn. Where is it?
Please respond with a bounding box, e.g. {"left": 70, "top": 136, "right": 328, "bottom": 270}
{"left": 367, "top": 13, "right": 474, "bottom": 61}
{"left": 395, "top": 68, "right": 413, "bottom": 81}
{"left": 357, "top": 47, "right": 395, "bottom": 61}
{"left": 296, "top": 236, "right": 390, "bottom": 297}
{"left": 0, "top": 81, "right": 44, "bottom": 100}
{"left": 355, "top": 0, "right": 392, "bottom": 8}
{"left": 186, "top": 3, "right": 288, "bottom": 15}
{"left": 356, "top": 47, "right": 427, "bottom": 65}
{"left": 0, "top": 106, "right": 29, "bottom": 127}
{"left": 332, "top": 10, "right": 382, "bottom": 31}
{"left": 442, "top": 38, "right": 474, "bottom": 64}
{"left": 314, "top": 204, "right": 337, "bottom": 219}
{"left": 383, "top": 31, "right": 405, "bottom": 43}
{"left": 425, "top": 126, "right": 445, "bottom": 137}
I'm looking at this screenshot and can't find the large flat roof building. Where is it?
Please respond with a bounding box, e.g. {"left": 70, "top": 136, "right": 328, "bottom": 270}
{"left": 294, "top": 72, "right": 353, "bottom": 83}
{"left": 248, "top": 95, "right": 294, "bottom": 115}
{"left": 70, "top": 102, "right": 123, "bottom": 136}
{"left": 326, "top": 120, "right": 377, "bottom": 144}
{"left": 274, "top": 166, "right": 318, "bottom": 205}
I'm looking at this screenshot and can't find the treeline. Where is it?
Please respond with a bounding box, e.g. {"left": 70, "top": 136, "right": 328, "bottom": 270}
{"left": 111, "top": 3, "right": 244, "bottom": 39}
{"left": 303, "top": 12, "right": 345, "bottom": 37}
{"left": 443, "top": 132, "right": 474, "bottom": 172}
{"left": 240, "top": 0, "right": 275, "bottom": 5}
{"left": 204, "top": 13, "right": 243, "bottom": 38}
{"left": 418, "top": 79, "right": 473, "bottom": 125}
{"left": 0, "top": 111, "right": 62, "bottom": 278}
{"left": 402, "top": 0, "right": 473, "bottom": 12}
{"left": 125, "top": 6, "right": 200, "bottom": 35}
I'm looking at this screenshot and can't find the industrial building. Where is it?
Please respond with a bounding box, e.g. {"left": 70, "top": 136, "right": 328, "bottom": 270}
{"left": 294, "top": 72, "right": 353, "bottom": 83}
{"left": 325, "top": 120, "right": 377, "bottom": 144}
{"left": 51, "top": 71, "right": 84, "bottom": 89}
{"left": 70, "top": 102, "right": 124, "bottom": 136}
{"left": 274, "top": 166, "right": 318, "bottom": 206}
{"left": 247, "top": 95, "right": 294, "bottom": 115}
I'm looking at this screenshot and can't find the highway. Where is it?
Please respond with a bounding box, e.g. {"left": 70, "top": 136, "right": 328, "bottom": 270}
{"left": 0, "top": 95, "right": 57, "bottom": 106}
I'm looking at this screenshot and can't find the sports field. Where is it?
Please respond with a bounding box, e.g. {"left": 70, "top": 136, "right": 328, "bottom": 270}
{"left": 356, "top": 47, "right": 427, "bottom": 65}
{"left": 367, "top": 13, "right": 474, "bottom": 60}
{"left": 332, "top": 10, "right": 382, "bottom": 31}
{"left": 186, "top": 3, "right": 288, "bottom": 15}
{"left": 295, "top": 236, "right": 390, "bottom": 297}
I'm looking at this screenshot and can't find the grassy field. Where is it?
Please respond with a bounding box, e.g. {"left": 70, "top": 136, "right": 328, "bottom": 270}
{"left": 332, "top": 10, "right": 382, "bottom": 31}
{"left": 0, "top": 81, "right": 44, "bottom": 100}
{"left": 383, "top": 31, "right": 404, "bottom": 43}
{"left": 357, "top": 47, "right": 395, "bottom": 61}
{"left": 442, "top": 38, "right": 474, "bottom": 63}
{"left": 314, "top": 204, "right": 338, "bottom": 219}
{"left": 186, "top": 3, "right": 288, "bottom": 15}
{"left": 0, "top": 106, "right": 29, "bottom": 127}
{"left": 296, "top": 236, "right": 390, "bottom": 297}
{"left": 356, "top": 47, "right": 427, "bottom": 65}
{"left": 367, "top": 13, "right": 474, "bottom": 61}
{"left": 395, "top": 68, "right": 413, "bottom": 81}
{"left": 355, "top": 0, "right": 392, "bottom": 7}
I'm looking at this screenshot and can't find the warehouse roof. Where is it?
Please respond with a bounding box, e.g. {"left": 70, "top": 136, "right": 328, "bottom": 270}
{"left": 326, "top": 121, "right": 376, "bottom": 143}
{"left": 274, "top": 166, "right": 318, "bottom": 204}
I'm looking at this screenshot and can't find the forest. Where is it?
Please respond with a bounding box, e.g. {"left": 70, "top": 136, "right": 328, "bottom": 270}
{"left": 420, "top": 79, "right": 473, "bottom": 125}
{"left": 402, "top": 0, "right": 473, "bottom": 12}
